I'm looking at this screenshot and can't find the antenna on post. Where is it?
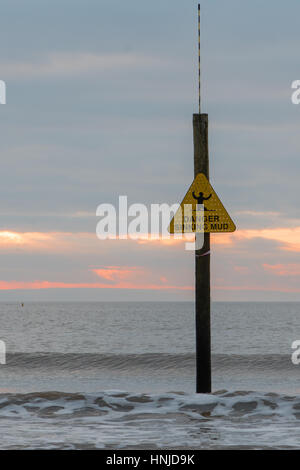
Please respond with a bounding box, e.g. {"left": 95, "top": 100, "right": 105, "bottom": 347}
{"left": 198, "top": 4, "right": 201, "bottom": 114}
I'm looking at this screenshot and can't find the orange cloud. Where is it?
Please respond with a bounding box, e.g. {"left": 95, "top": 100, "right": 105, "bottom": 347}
{"left": 0, "top": 227, "right": 299, "bottom": 253}
{"left": 263, "top": 263, "right": 300, "bottom": 276}
{"left": 0, "top": 231, "right": 83, "bottom": 253}
{"left": 0, "top": 280, "right": 193, "bottom": 291}
{"left": 212, "top": 227, "right": 300, "bottom": 252}
{"left": 0, "top": 231, "right": 53, "bottom": 248}
{"left": 0, "top": 230, "right": 188, "bottom": 254}
{"left": 91, "top": 265, "right": 193, "bottom": 290}
{"left": 92, "top": 266, "right": 142, "bottom": 282}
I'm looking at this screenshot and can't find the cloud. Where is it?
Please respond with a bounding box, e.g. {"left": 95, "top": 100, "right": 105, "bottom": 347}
{"left": 1, "top": 228, "right": 299, "bottom": 298}
{"left": 212, "top": 227, "right": 300, "bottom": 252}
{"left": 0, "top": 279, "right": 193, "bottom": 292}
{"left": 0, "top": 230, "right": 191, "bottom": 254}
{"left": 263, "top": 263, "right": 300, "bottom": 277}
{"left": 213, "top": 284, "right": 300, "bottom": 294}
{"left": 0, "top": 52, "right": 168, "bottom": 79}
{"left": 233, "top": 266, "right": 249, "bottom": 274}
{"left": 234, "top": 210, "right": 281, "bottom": 217}
{"left": 92, "top": 266, "right": 143, "bottom": 283}
{"left": 91, "top": 265, "right": 193, "bottom": 290}
{"left": 0, "top": 231, "right": 54, "bottom": 251}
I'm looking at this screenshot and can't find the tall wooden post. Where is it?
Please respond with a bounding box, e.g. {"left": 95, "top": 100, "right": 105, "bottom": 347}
{"left": 193, "top": 113, "right": 211, "bottom": 393}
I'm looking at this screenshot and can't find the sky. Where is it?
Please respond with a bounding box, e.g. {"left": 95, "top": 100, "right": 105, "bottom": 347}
{"left": 0, "top": 0, "right": 299, "bottom": 301}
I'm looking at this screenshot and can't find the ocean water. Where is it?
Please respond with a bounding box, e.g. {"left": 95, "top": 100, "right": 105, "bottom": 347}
{"left": 0, "top": 301, "right": 300, "bottom": 449}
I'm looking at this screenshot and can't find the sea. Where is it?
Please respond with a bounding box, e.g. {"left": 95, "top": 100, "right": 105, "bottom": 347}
{"left": 0, "top": 301, "right": 299, "bottom": 449}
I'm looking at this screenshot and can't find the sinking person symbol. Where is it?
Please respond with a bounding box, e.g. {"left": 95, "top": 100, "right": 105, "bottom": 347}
{"left": 192, "top": 191, "right": 214, "bottom": 211}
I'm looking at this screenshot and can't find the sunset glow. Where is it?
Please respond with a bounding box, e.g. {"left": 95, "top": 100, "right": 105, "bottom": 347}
{"left": 0, "top": 227, "right": 299, "bottom": 251}
{"left": 0, "top": 226, "right": 299, "bottom": 295}
{"left": 0, "top": 280, "right": 193, "bottom": 291}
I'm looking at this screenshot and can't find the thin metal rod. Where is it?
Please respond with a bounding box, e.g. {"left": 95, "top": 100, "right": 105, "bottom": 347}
{"left": 198, "top": 4, "right": 201, "bottom": 114}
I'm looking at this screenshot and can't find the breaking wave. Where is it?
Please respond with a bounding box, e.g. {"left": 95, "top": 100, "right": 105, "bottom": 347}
{"left": 1, "top": 389, "right": 300, "bottom": 449}
{"left": 1, "top": 389, "right": 300, "bottom": 420}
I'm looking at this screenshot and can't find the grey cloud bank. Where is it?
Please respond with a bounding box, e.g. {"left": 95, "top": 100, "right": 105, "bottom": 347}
{"left": 0, "top": 0, "right": 299, "bottom": 300}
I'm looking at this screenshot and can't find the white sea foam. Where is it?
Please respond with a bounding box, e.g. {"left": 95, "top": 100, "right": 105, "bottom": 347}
{"left": 0, "top": 390, "right": 300, "bottom": 449}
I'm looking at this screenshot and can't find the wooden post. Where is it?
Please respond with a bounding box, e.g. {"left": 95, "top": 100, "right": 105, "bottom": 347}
{"left": 193, "top": 113, "right": 211, "bottom": 393}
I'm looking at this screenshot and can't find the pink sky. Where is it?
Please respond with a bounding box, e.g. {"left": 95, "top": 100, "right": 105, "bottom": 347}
{"left": 0, "top": 226, "right": 299, "bottom": 300}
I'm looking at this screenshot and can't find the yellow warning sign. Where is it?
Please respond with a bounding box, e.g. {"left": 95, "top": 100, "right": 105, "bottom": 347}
{"left": 169, "top": 173, "right": 236, "bottom": 233}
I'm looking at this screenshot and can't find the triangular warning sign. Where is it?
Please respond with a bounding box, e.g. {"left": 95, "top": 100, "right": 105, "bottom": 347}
{"left": 169, "top": 173, "right": 236, "bottom": 233}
